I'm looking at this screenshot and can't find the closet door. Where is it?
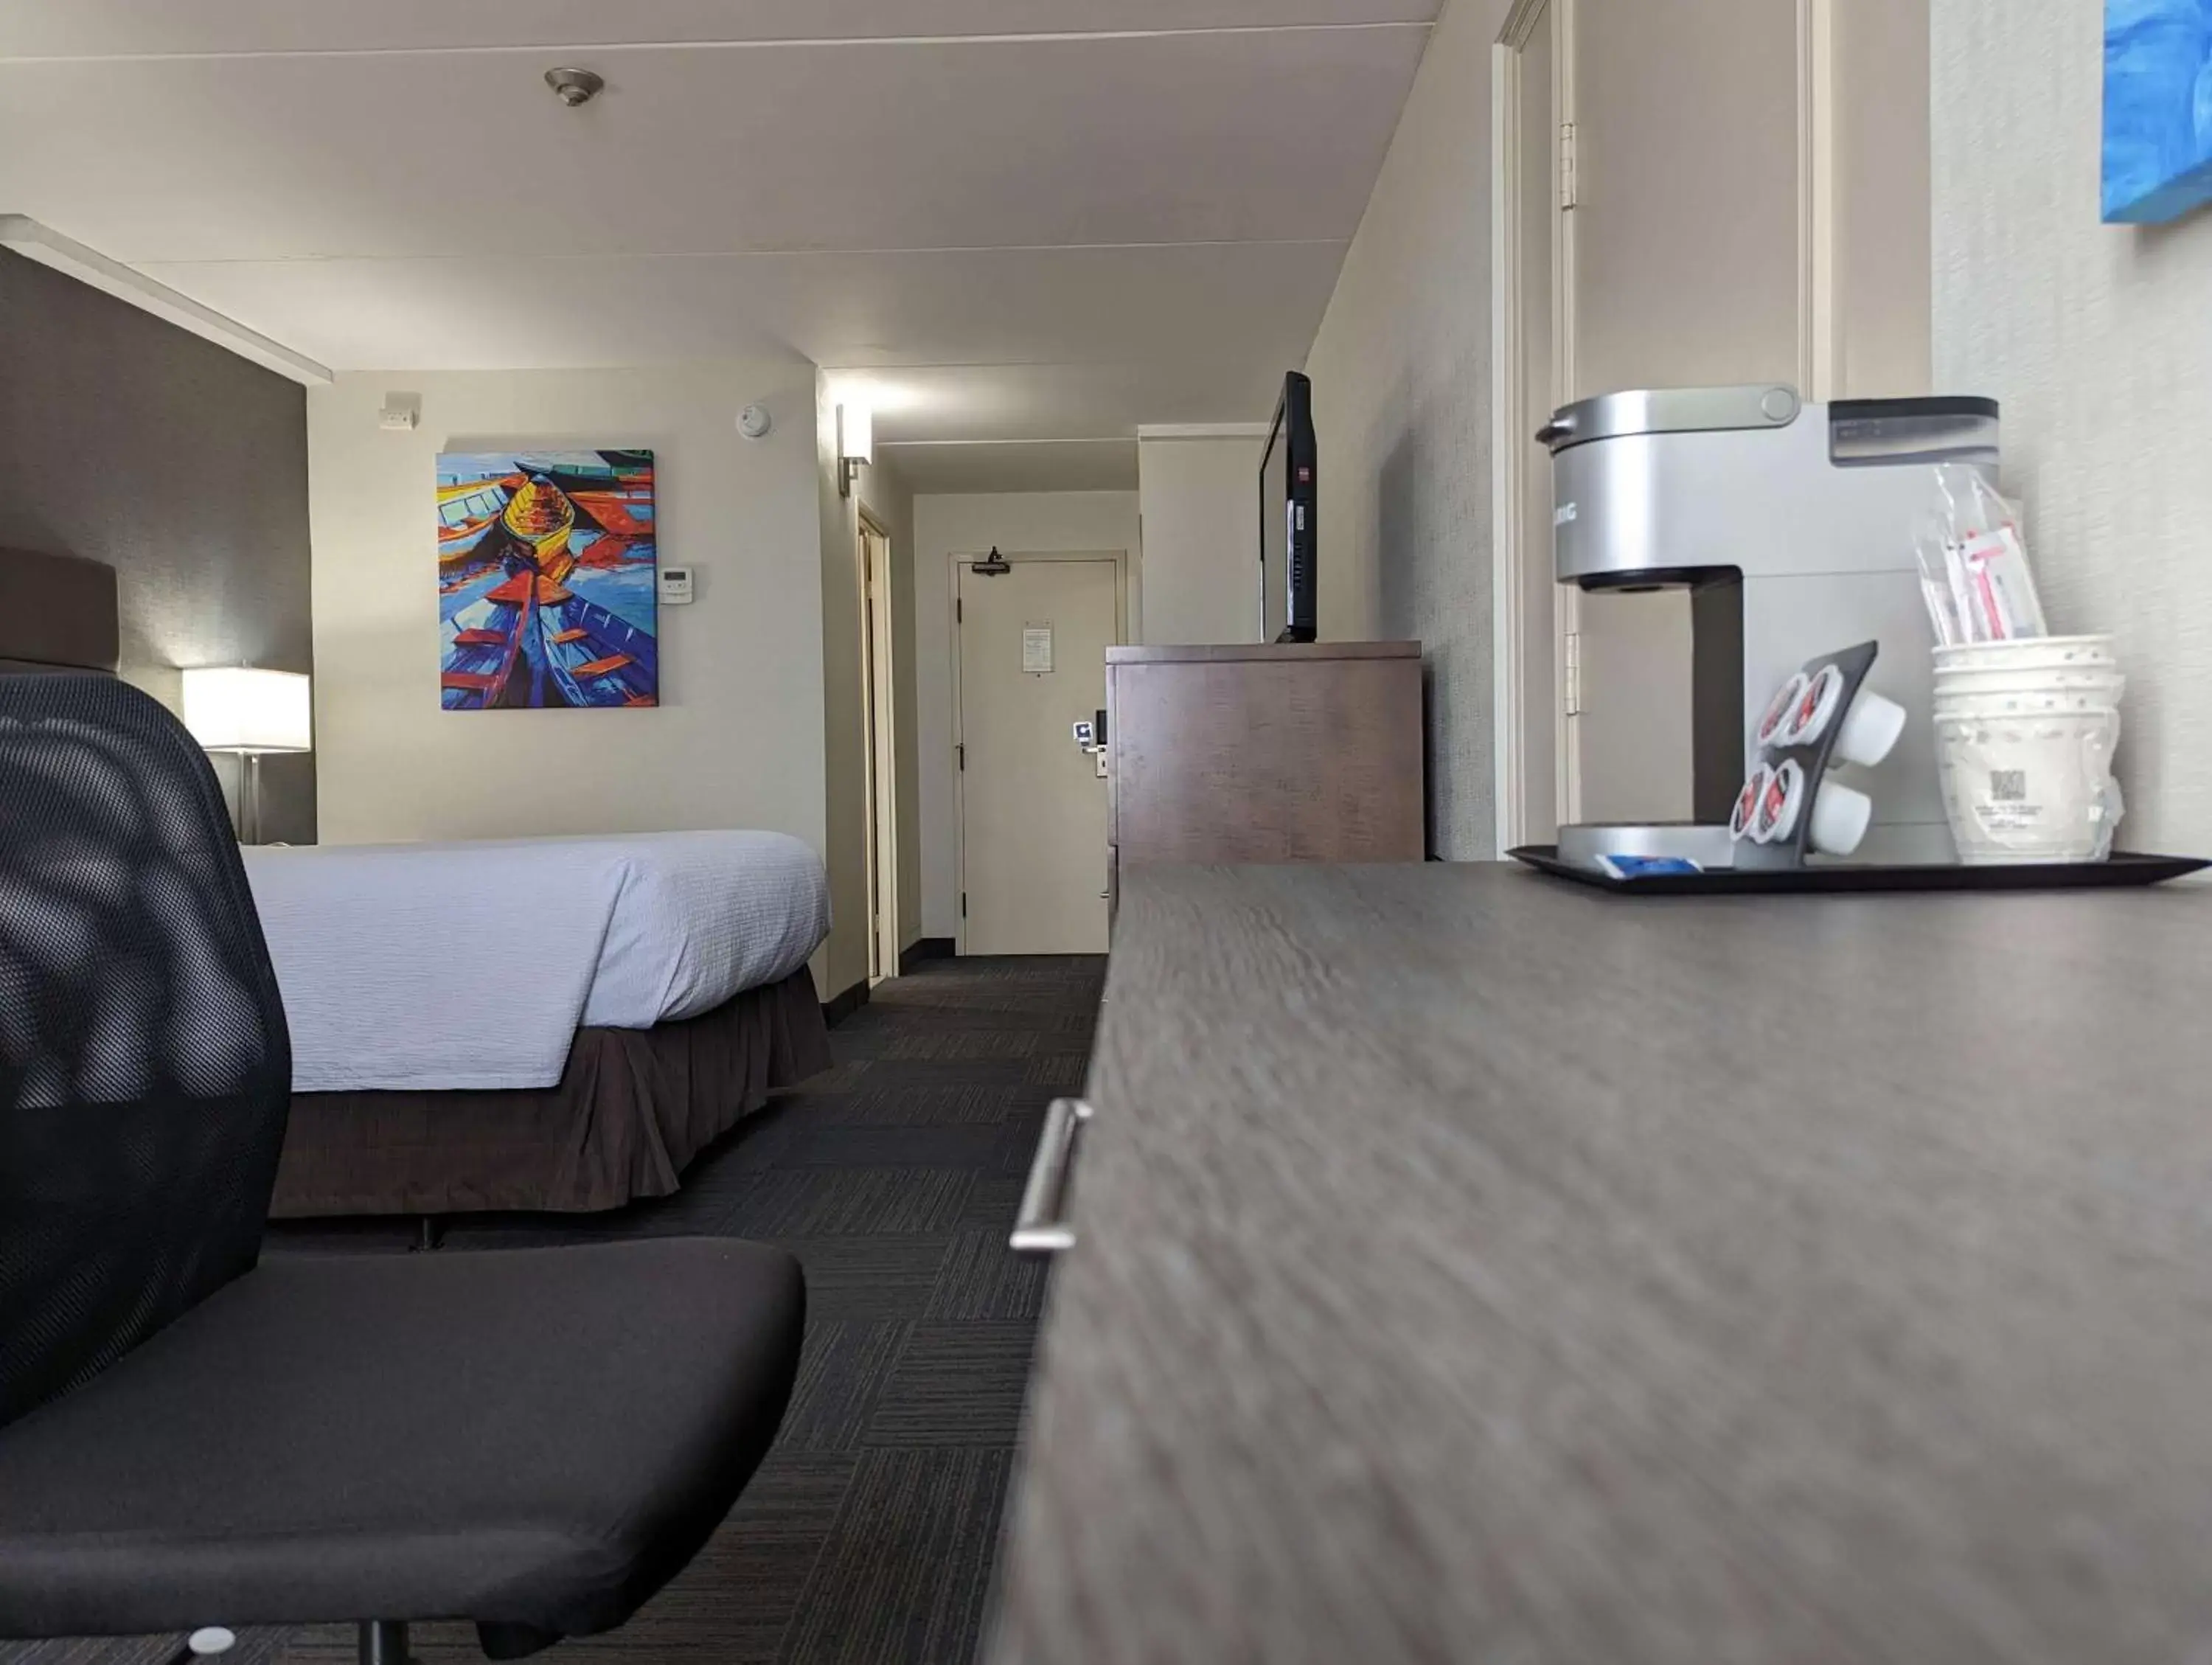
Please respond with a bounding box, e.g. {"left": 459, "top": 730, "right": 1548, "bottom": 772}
{"left": 1557, "top": 0, "right": 1804, "bottom": 828}
{"left": 1568, "top": 0, "right": 1803, "bottom": 395}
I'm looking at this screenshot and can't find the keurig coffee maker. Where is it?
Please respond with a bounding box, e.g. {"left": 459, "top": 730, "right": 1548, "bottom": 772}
{"left": 1543, "top": 386, "right": 2000, "bottom": 868}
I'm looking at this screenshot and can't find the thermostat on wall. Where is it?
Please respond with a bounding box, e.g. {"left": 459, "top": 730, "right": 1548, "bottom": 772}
{"left": 659, "top": 566, "right": 695, "bottom": 605}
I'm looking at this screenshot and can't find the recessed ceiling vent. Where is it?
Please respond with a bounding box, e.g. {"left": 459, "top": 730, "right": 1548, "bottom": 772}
{"left": 544, "top": 68, "right": 605, "bottom": 108}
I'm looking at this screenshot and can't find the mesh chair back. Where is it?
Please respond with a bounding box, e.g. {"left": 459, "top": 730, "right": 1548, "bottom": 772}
{"left": 0, "top": 674, "right": 291, "bottom": 1428}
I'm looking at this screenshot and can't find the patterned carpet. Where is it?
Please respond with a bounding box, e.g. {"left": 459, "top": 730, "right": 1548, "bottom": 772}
{"left": 0, "top": 954, "right": 1105, "bottom": 1665}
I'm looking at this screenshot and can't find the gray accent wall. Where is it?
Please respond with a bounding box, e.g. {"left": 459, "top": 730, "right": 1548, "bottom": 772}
{"left": 1304, "top": 0, "right": 1504, "bottom": 861}
{"left": 0, "top": 247, "right": 315, "bottom": 842}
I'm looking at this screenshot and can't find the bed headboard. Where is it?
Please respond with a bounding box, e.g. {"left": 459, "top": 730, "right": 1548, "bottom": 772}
{"left": 0, "top": 546, "right": 120, "bottom": 674}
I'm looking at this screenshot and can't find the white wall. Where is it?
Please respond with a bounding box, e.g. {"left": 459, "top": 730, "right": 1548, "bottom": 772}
{"left": 1304, "top": 0, "right": 1510, "bottom": 859}
{"left": 306, "top": 361, "right": 835, "bottom": 911}
{"left": 911, "top": 490, "right": 1141, "bottom": 938}
{"left": 1933, "top": 0, "right": 2212, "bottom": 853}
{"left": 1135, "top": 431, "right": 1265, "bottom": 645}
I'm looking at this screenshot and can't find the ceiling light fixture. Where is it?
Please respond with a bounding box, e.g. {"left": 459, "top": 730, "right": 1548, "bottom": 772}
{"left": 545, "top": 67, "right": 605, "bottom": 107}
{"left": 0, "top": 215, "right": 333, "bottom": 386}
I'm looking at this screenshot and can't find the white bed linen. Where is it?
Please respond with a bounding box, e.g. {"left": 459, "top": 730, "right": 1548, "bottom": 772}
{"left": 241, "top": 832, "right": 830, "bottom": 1094}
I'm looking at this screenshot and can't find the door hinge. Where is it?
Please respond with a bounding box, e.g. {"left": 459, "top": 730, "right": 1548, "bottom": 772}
{"left": 1563, "top": 629, "right": 1583, "bottom": 717}
{"left": 961, "top": 891, "right": 968, "bottom": 919}
{"left": 956, "top": 598, "right": 963, "bottom": 625}
{"left": 957, "top": 743, "right": 965, "bottom": 771}
{"left": 1560, "top": 121, "right": 1578, "bottom": 212}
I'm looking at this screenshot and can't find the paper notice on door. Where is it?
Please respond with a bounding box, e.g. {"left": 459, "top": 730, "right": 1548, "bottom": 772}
{"left": 1022, "top": 625, "right": 1054, "bottom": 675}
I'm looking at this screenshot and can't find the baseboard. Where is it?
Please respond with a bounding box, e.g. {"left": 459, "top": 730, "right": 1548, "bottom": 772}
{"left": 821, "top": 979, "right": 871, "bottom": 1029}
{"left": 899, "top": 936, "right": 956, "bottom": 974}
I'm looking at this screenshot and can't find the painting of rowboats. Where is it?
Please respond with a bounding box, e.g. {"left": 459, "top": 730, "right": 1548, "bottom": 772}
{"left": 437, "top": 449, "right": 658, "bottom": 710}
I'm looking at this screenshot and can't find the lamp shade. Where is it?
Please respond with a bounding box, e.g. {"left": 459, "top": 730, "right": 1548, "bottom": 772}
{"left": 839, "top": 401, "right": 874, "bottom": 465}
{"left": 181, "top": 667, "right": 312, "bottom": 754}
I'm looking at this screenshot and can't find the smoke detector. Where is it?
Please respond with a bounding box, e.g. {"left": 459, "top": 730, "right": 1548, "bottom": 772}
{"left": 544, "top": 68, "right": 605, "bottom": 108}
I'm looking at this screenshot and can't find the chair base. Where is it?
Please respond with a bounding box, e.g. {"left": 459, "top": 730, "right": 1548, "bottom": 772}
{"left": 359, "top": 1621, "right": 413, "bottom": 1665}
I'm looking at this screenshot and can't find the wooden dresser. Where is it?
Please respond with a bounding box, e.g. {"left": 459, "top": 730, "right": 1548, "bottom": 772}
{"left": 1105, "top": 642, "right": 1424, "bottom": 893}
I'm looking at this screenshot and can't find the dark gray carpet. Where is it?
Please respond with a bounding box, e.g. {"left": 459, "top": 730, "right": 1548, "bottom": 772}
{"left": 0, "top": 954, "right": 1104, "bottom": 1665}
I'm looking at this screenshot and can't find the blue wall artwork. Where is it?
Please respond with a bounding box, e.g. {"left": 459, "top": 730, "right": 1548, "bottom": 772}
{"left": 437, "top": 451, "right": 659, "bottom": 710}
{"left": 2104, "top": 0, "right": 2212, "bottom": 222}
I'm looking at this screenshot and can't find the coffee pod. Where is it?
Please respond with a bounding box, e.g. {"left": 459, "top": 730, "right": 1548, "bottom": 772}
{"left": 1753, "top": 758, "right": 1875, "bottom": 855}
{"left": 1757, "top": 674, "right": 1808, "bottom": 749}
{"left": 1810, "top": 776, "right": 1874, "bottom": 857}
{"left": 1832, "top": 687, "right": 1907, "bottom": 768}
{"left": 1780, "top": 664, "right": 1845, "bottom": 747}
{"left": 1730, "top": 764, "right": 1773, "bottom": 843}
{"left": 1753, "top": 759, "right": 1804, "bottom": 844}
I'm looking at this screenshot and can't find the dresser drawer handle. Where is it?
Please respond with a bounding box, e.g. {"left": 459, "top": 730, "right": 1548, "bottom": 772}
{"left": 1011, "top": 1097, "right": 1093, "bottom": 1255}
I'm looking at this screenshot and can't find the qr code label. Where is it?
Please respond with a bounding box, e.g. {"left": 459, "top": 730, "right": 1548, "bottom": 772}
{"left": 1989, "top": 769, "right": 2027, "bottom": 802}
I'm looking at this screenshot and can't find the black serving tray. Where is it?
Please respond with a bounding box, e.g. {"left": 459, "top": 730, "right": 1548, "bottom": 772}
{"left": 1509, "top": 847, "right": 2211, "bottom": 895}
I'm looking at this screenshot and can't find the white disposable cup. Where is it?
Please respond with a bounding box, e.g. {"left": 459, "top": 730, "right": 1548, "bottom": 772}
{"left": 1832, "top": 688, "right": 1907, "bottom": 768}
{"left": 1933, "top": 633, "right": 2115, "bottom": 672}
{"left": 1933, "top": 684, "right": 2125, "bottom": 720}
{"left": 1809, "top": 777, "right": 1874, "bottom": 857}
{"left": 1933, "top": 664, "right": 2125, "bottom": 695}
{"left": 1933, "top": 707, "right": 2121, "bottom": 864}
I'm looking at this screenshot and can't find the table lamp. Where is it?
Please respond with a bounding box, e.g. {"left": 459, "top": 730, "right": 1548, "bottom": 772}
{"left": 181, "top": 667, "right": 311, "bottom": 844}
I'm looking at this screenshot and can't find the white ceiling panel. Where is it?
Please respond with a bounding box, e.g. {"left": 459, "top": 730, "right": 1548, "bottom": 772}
{"left": 0, "top": 1, "right": 1428, "bottom": 461}
{"left": 0, "top": 1, "right": 1439, "bottom": 60}
{"left": 821, "top": 360, "right": 1290, "bottom": 443}
{"left": 133, "top": 241, "right": 1346, "bottom": 377}
{"left": 0, "top": 28, "right": 1424, "bottom": 261}
{"left": 876, "top": 439, "right": 1139, "bottom": 495}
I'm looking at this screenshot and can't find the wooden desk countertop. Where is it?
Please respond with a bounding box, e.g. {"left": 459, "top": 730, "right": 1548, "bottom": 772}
{"left": 987, "top": 863, "right": 2212, "bottom": 1665}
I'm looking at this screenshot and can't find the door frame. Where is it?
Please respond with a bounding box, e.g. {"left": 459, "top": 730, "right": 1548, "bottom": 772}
{"left": 1491, "top": 0, "right": 1574, "bottom": 849}
{"left": 858, "top": 507, "right": 900, "bottom": 983}
{"left": 947, "top": 548, "right": 1130, "bottom": 956}
{"left": 1490, "top": 0, "right": 1837, "bottom": 846}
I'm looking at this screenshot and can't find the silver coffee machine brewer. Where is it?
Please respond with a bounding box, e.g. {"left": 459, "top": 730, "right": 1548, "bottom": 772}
{"left": 1543, "top": 386, "right": 2000, "bottom": 869}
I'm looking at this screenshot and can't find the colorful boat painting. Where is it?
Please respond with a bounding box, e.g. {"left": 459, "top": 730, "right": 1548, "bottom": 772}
{"left": 436, "top": 449, "right": 658, "bottom": 710}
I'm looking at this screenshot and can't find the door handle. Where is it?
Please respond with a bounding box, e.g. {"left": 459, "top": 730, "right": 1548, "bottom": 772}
{"left": 1011, "top": 1097, "right": 1092, "bottom": 1255}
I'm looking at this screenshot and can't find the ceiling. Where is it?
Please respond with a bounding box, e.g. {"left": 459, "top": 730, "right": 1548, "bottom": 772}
{"left": 0, "top": 0, "right": 1437, "bottom": 491}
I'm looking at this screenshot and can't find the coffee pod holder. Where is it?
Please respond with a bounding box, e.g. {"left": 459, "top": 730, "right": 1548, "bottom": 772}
{"left": 1734, "top": 641, "right": 1880, "bottom": 872}
{"left": 1510, "top": 638, "right": 2208, "bottom": 892}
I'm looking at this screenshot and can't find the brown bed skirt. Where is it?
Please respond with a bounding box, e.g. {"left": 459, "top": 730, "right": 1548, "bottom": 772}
{"left": 269, "top": 967, "right": 832, "bottom": 1218}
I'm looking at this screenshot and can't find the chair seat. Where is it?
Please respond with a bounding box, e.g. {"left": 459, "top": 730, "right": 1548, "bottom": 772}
{"left": 0, "top": 1238, "right": 804, "bottom": 1641}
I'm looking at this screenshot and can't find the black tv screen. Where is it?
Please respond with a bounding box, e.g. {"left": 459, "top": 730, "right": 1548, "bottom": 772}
{"left": 1259, "top": 372, "right": 1317, "bottom": 643}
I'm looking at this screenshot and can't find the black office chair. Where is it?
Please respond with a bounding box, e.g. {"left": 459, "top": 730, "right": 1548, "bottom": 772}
{"left": 0, "top": 674, "right": 806, "bottom": 1662}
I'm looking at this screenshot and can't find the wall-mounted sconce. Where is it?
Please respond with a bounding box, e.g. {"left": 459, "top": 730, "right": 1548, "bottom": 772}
{"left": 838, "top": 402, "right": 873, "bottom": 498}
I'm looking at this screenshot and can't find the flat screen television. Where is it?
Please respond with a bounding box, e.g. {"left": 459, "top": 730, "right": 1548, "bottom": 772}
{"left": 1259, "top": 371, "right": 1318, "bottom": 643}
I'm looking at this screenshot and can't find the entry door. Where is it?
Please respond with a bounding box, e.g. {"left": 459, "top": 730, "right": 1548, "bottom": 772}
{"left": 957, "top": 557, "right": 1120, "bottom": 955}
{"left": 1557, "top": 0, "right": 1804, "bottom": 825}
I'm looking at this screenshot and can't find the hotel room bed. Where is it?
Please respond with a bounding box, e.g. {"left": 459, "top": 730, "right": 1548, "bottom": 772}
{"left": 0, "top": 546, "right": 832, "bottom": 1217}
{"left": 246, "top": 831, "right": 833, "bottom": 1216}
